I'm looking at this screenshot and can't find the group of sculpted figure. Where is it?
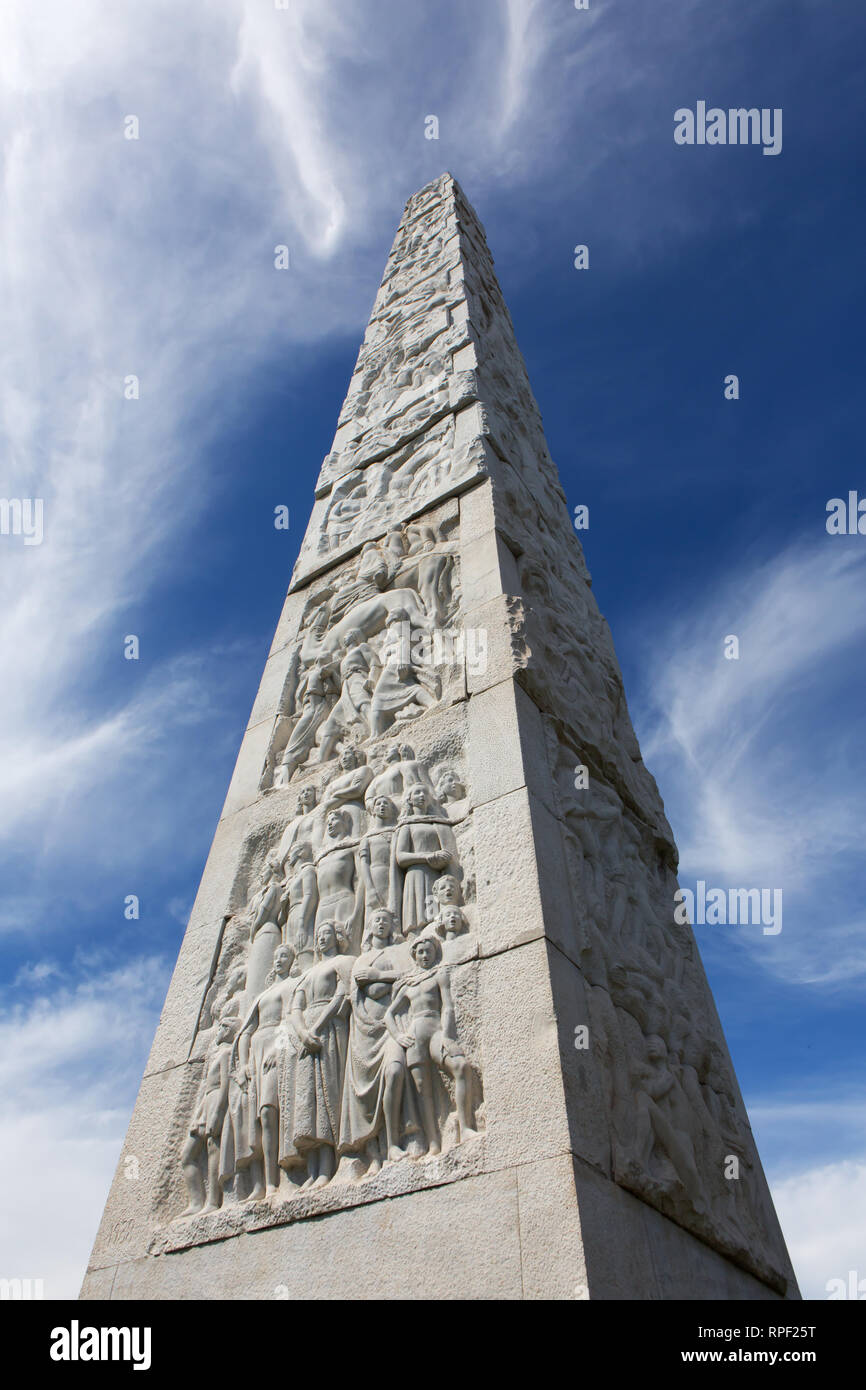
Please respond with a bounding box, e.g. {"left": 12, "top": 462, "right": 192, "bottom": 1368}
{"left": 301, "top": 185, "right": 479, "bottom": 562}
{"left": 557, "top": 754, "right": 771, "bottom": 1254}
{"left": 268, "top": 522, "right": 457, "bottom": 788}
{"left": 180, "top": 743, "right": 479, "bottom": 1217}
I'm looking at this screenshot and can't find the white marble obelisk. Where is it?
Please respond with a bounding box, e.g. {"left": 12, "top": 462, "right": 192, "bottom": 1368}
{"left": 82, "top": 174, "right": 798, "bottom": 1300}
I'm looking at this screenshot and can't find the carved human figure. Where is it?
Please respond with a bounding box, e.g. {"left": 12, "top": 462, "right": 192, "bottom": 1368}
{"left": 276, "top": 785, "right": 320, "bottom": 866}
{"left": 327, "top": 543, "right": 389, "bottom": 625}
{"left": 434, "top": 766, "right": 466, "bottom": 809}
{"left": 365, "top": 742, "right": 436, "bottom": 804}
{"left": 609, "top": 960, "right": 667, "bottom": 1041}
{"left": 274, "top": 658, "right": 338, "bottom": 784}
{"left": 429, "top": 873, "right": 462, "bottom": 911}
{"left": 369, "top": 611, "right": 438, "bottom": 736}
{"left": 401, "top": 523, "right": 456, "bottom": 626}
{"left": 357, "top": 794, "right": 399, "bottom": 929}
{"left": 243, "top": 855, "right": 286, "bottom": 1004}
{"left": 180, "top": 1010, "right": 240, "bottom": 1216}
{"left": 281, "top": 842, "right": 318, "bottom": 972}
{"left": 314, "top": 808, "right": 361, "bottom": 948}
{"left": 382, "top": 527, "right": 407, "bottom": 566}
{"left": 608, "top": 817, "right": 678, "bottom": 980}
{"left": 558, "top": 767, "right": 621, "bottom": 923}
{"left": 393, "top": 787, "right": 453, "bottom": 935}
{"left": 234, "top": 945, "right": 298, "bottom": 1200}
{"left": 385, "top": 935, "right": 477, "bottom": 1154}
{"left": 694, "top": 1038, "right": 769, "bottom": 1242}
{"left": 319, "top": 472, "right": 371, "bottom": 552}
{"left": 629, "top": 1033, "right": 710, "bottom": 1217}
{"left": 207, "top": 964, "right": 246, "bottom": 1032}
{"left": 285, "top": 923, "right": 354, "bottom": 1187}
{"left": 320, "top": 744, "right": 373, "bottom": 834}
{"left": 339, "top": 909, "right": 416, "bottom": 1170}
{"left": 673, "top": 1029, "right": 748, "bottom": 1246}
{"left": 317, "top": 631, "right": 381, "bottom": 762}
{"left": 433, "top": 904, "right": 469, "bottom": 942}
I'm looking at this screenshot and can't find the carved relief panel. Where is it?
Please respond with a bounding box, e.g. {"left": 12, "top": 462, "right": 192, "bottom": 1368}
{"left": 549, "top": 721, "right": 789, "bottom": 1292}
{"left": 174, "top": 696, "right": 483, "bottom": 1226}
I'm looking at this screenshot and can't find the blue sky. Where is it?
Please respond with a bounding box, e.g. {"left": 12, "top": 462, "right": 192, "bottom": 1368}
{"left": 1, "top": 0, "right": 864, "bottom": 1298}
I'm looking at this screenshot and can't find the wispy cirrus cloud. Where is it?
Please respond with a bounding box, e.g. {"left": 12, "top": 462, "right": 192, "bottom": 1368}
{"left": 0, "top": 957, "right": 169, "bottom": 1298}
{"left": 0, "top": 0, "right": 581, "bottom": 888}
{"left": 636, "top": 539, "right": 866, "bottom": 988}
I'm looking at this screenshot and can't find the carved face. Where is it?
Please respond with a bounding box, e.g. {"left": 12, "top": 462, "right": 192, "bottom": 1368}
{"left": 327, "top": 810, "right": 347, "bottom": 837}
{"left": 216, "top": 1015, "right": 237, "bottom": 1043}
{"left": 407, "top": 787, "right": 428, "bottom": 815}
{"left": 413, "top": 938, "right": 437, "bottom": 970}
{"left": 298, "top": 787, "right": 317, "bottom": 813}
{"left": 385, "top": 746, "right": 401, "bottom": 765}
{"left": 442, "top": 907, "right": 463, "bottom": 933}
{"left": 340, "top": 747, "right": 360, "bottom": 770}
{"left": 372, "top": 796, "right": 394, "bottom": 822}
{"left": 273, "top": 946, "right": 293, "bottom": 976}
{"left": 289, "top": 842, "right": 310, "bottom": 867}
{"left": 433, "top": 875, "right": 459, "bottom": 905}
{"left": 436, "top": 770, "right": 461, "bottom": 800}
{"left": 370, "top": 910, "right": 394, "bottom": 943}
{"left": 315, "top": 922, "right": 337, "bottom": 955}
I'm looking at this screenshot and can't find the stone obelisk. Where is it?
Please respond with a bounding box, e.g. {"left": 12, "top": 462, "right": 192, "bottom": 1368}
{"left": 82, "top": 173, "right": 798, "bottom": 1300}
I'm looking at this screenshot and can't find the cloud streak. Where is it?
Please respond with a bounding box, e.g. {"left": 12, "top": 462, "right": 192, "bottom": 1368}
{"left": 637, "top": 539, "right": 866, "bottom": 988}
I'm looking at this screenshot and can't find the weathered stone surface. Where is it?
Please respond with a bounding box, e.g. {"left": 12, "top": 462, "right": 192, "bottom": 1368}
{"left": 84, "top": 173, "right": 798, "bottom": 1300}
{"left": 113, "top": 1170, "right": 526, "bottom": 1301}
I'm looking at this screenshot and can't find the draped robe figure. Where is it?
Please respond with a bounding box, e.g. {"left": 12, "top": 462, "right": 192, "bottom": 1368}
{"left": 338, "top": 910, "right": 418, "bottom": 1169}
{"left": 317, "top": 630, "right": 380, "bottom": 763}
{"left": 286, "top": 924, "right": 354, "bottom": 1187}
{"left": 393, "top": 786, "right": 454, "bottom": 935}
{"left": 274, "top": 658, "right": 338, "bottom": 784}
{"left": 369, "top": 610, "right": 438, "bottom": 736}
{"left": 357, "top": 794, "right": 400, "bottom": 933}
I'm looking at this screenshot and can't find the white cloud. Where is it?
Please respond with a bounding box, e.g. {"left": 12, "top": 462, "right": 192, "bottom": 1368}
{"left": 0, "top": 958, "right": 167, "bottom": 1299}
{"left": 0, "top": 643, "right": 260, "bottom": 937}
{"left": 637, "top": 540, "right": 866, "bottom": 988}
{"left": 0, "top": 0, "right": 785, "bottom": 898}
{"left": 0, "top": 0, "right": 576, "bottom": 880}
{"left": 771, "top": 1160, "right": 866, "bottom": 1300}
{"left": 13, "top": 959, "right": 60, "bottom": 987}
